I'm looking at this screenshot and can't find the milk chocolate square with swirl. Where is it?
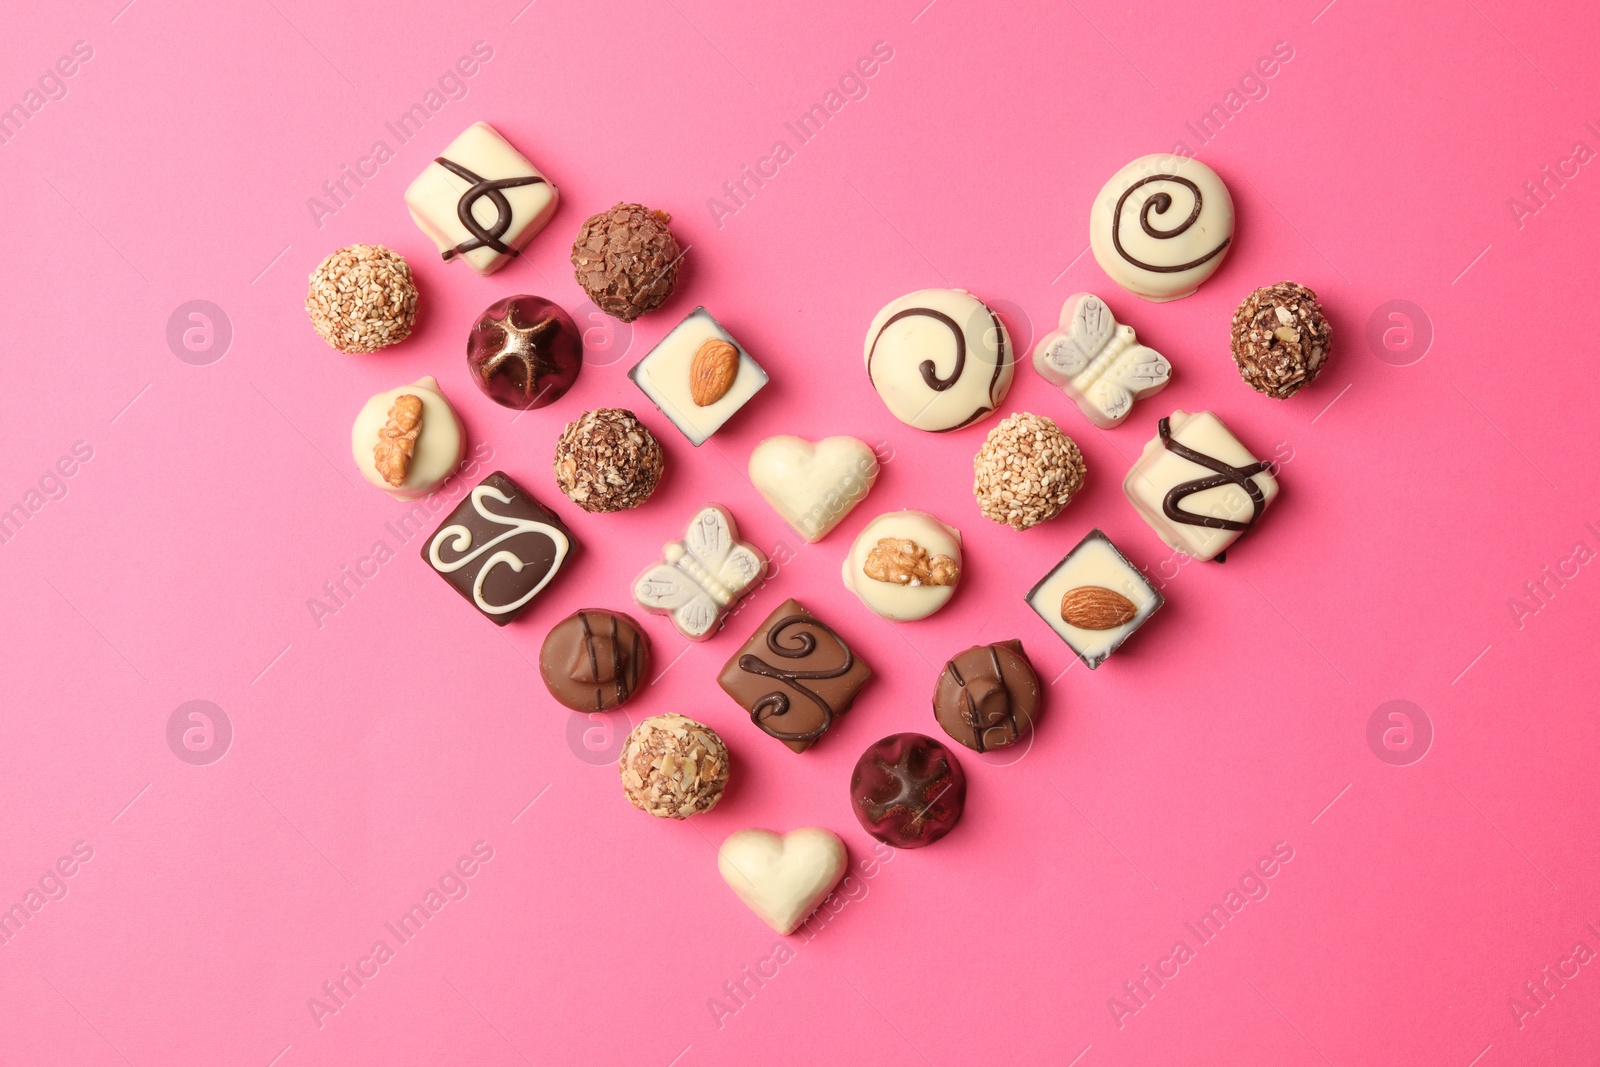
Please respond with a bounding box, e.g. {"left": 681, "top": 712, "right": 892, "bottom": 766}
{"left": 422, "top": 471, "right": 576, "bottom": 625}
{"left": 717, "top": 599, "right": 872, "bottom": 753}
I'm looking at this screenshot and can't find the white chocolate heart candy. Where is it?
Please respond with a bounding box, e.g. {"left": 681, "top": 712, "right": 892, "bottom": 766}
{"left": 748, "top": 436, "right": 879, "bottom": 543}
{"left": 1033, "top": 293, "right": 1171, "bottom": 428}
{"left": 864, "top": 288, "right": 1014, "bottom": 432}
{"left": 718, "top": 828, "right": 847, "bottom": 936}
{"left": 1089, "top": 154, "right": 1234, "bottom": 302}
{"left": 842, "top": 510, "right": 962, "bottom": 621}
{"left": 351, "top": 377, "right": 465, "bottom": 500}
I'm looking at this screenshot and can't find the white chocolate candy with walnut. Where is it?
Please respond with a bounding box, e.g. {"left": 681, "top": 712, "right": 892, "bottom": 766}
{"left": 864, "top": 288, "right": 1013, "bottom": 432}
{"left": 748, "top": 435, "right": 879, "bottom": 543}
{"left": 351, "top": 377, "right": 465, "bottom": 500}
{"left": 841, "top": 510, "right": 962, "bottom": 621}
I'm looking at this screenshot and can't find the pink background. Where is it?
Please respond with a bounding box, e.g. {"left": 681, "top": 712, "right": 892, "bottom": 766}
{"left": 3, "top": 0, "right": 1598, "bottom": 1063}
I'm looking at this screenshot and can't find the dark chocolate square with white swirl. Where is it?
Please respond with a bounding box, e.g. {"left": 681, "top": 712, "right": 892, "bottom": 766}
{"left": 422, "top": 471, "right": 576, "bottom": 625}
{"left": 717, "top": 598, "right": 872, "bottom": 753}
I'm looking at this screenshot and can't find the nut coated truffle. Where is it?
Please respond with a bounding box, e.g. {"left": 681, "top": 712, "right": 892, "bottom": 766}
{"left": 618, "top": 714, "right": 729, "bottom": 819}
{"left": 850, "top": 732, "right": 966, "bottom": 849}
{"left": 553, "top": 408, "right": 664, "bottom": 513}
{"left": 1230, "top": 281, "right": 1331, "bottom": 399}
{"left": 972, "top": 413, "right": 1087, "bottom": 530}
{"left": 305, "top": 244, "right": 418, "bottom": 354}
{"left": 571, "top": 203, "right": 682, "bottom": 322}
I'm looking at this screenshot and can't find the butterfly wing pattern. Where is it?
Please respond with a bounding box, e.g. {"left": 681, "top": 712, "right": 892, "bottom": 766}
{"left": 634, "top": 504, "right": 769, "bottom": 641}
{"left": 1032, "top": 292, "right": 1172, "bottom": 429}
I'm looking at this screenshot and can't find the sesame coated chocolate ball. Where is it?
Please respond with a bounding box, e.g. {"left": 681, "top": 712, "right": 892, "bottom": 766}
{"left": 619, "top": 714, "right": 729, "bottom": 819}
{"left": 1230, "top": 281, "right": 1332, "bottom": 399}
{"left": 553, "top": 408, "right": 664, "bottom": 513}
{"left": 571, "top": 203, "right": 683, "bottom": 322}
{"left": 305, "top": 244, "right": 418, "bottom": 354}
{"left": 972, "top": 413, "right": 1086, "bottom": 530}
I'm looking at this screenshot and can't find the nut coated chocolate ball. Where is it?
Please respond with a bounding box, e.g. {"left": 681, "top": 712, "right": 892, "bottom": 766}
{"left": 618, "top": 714, "right": 729, "bottom": 819}
{"left": 850, "top": 732, "right": 967, "bottom": 848}
{"left": 1230, "top": 281, "right": 1332, "bottom": 399}
{"left": 466, "top": 295, "right": 583, "bottom": 410}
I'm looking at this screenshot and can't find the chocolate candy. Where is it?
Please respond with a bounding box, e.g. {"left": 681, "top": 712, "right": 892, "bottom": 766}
{"left": 628, "top": 306, "right": 768, "bottom": 446}
{"left": 718, "top": 828, "right": 847, "bottom": 935}
{"left": 718, "top": 599, "right": 872, "bottom": 753}
{"left": 933, "top": 640, "right": 1041, "bottom": 753}
{"left": 748, "top": 435, "right": 878, "bottom": 543}
{"left": 1026, "top": 529, "right": 1163, "bottom": 669}
{"left": 1230, "top": 282, "right": 1331, "bottom": 399}
{"left": 1032, "top": 292, "right": 1172, "bottom": 428}
{"left": 849, "top": 732, "right": 966, "bottom": 849}
{"left": 540, "top": 610, "right": 650, "bottom": 712}
{"left": 306, "top": 244, "right": 417, "bottom": 353}
{"left": 1123, "top": 410, "right": 1279, "bottom": 562}
{"left": 841, "top": 510, "right": 962, "bottom": 621}
{"left": 620, "top": 714, "right": 729, "bottom": 819}
{"left": 1090, "top": 154, "right": 1234, "bottom": 302}
{"left": 972, "top": 413, "right": 1086, "bottom": 530}
{"left": 634, "top": 505, "right": 767, "bottom": 641}
{"left": 423, "top": 471, "right": 575, "bottom": 625}
{"left": 350, "top": 376, "right": 464, "bottom": 499}
{"left": 467, "top": 296, "right": 582, "bottom": 410}
{"left": 553, "top": 409, "right": 664, "bottom": 513}
{"left": 405, "top": 121, "right": 559, "bottom": 275}
{"left": 864, "top": 288, "right": 1014, "bottom": 431}
{"left": 571, "top": 203, "right": 682, "bottom": 322}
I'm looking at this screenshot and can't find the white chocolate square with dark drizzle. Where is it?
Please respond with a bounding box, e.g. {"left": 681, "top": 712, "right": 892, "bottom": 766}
{"left": 404, "top": 121, "right": 558, "bottom": 275}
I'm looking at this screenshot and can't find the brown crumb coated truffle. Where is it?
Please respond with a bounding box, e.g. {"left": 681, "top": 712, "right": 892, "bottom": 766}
{"left": 571, "top": 203, "right": 682, "bottom": 322}
{"left": 1230, "top": 282, "right": 1331, "bottom": 399}
{"left": 618, "top": 714, "right": 729, "bottom": 819}
{"left": 305, "top": 244, "right": 418, "bottom": 354}
{"left": 553, "top": 408, "right": 664, "bottom": 513}
{"left": 973, "top": 413, "right": 1086, "bottom": 531}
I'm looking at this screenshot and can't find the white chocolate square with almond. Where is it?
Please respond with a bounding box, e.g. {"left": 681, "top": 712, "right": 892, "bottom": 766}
{"left": 1027, "top": 529, "right": 1162, "bottom": 669}
{"left": 628, "top": 307, "right": 768, "bottom": 446}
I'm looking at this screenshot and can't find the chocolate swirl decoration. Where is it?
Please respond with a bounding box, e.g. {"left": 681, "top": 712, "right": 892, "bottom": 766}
{"left": 1158, "top": 416, "right": 1270, "bottom": 532}
{"left": 866, "top": 304, "right": 1008, "bottom": 431}
{"left": 737, "top": 614, "right": 856, "bottom": 743}
{"left": 1111, "top": 174, "right": 1231, "bottom": 274}
{"left": 434, "top": 156, "right": 546, "bottom": 261}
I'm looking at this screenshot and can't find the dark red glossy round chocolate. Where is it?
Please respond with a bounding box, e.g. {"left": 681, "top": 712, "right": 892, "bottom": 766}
{"left": 849, "top": 732, "right": 966, "bottom": 849}
{"left": 466, "top": 295, "right": 582, "bottom": 410}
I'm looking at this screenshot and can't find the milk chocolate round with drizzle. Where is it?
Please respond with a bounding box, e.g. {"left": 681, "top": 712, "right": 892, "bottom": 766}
{"left": 932, "top": 640, "right": 1041, "bottom": 753}
{"left": 540, "top": 609, "right": 650, "bottom": 712}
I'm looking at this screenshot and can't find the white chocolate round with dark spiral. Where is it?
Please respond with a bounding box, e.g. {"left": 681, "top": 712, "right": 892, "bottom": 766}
{"left": 864, "top": 288, "right": 1014, "bottom": 432}
{"left": 1089, "top": 154, "right": 1234, "bottom": 302}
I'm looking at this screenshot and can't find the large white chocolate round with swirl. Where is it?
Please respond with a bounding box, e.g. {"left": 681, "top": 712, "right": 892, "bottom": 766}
{"left": 1090, "top": 154, "right": 1234, "bottom": 302}
{"left": 841, "top": 509, "right": 962, "bottom": 621}
{"left": 864, "top": 288, "right": 1013, "bottom": 432}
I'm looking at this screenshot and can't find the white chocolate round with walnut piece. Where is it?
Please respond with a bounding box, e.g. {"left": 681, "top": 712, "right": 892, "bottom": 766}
{"left": 350, "top": 376, "right": 465, "bottom": 500}
{"left": 841, "top": 510, "right": 962, "bottom": 621}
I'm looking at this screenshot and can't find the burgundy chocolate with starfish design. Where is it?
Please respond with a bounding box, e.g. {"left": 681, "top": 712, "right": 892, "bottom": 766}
{"left": 467, "top": 296, "right": 583, "bottom": 410}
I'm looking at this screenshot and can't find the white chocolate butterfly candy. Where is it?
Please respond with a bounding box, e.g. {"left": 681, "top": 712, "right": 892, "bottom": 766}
{"left": 718, "top": 828, "right": 847, "bottom": 936}
{"left": 633, "top": 504, "right": 767, "bottom": 640}
{"left": 1033, "top": 293, "right": 1171, "bottom": 429}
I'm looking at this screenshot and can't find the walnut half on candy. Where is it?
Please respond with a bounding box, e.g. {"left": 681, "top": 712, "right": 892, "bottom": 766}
{"left": 373, "top": 394, "right": 423, "bottom": 487}
{"left": 863, "top": 537, "right": 960, "bottom": 587}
